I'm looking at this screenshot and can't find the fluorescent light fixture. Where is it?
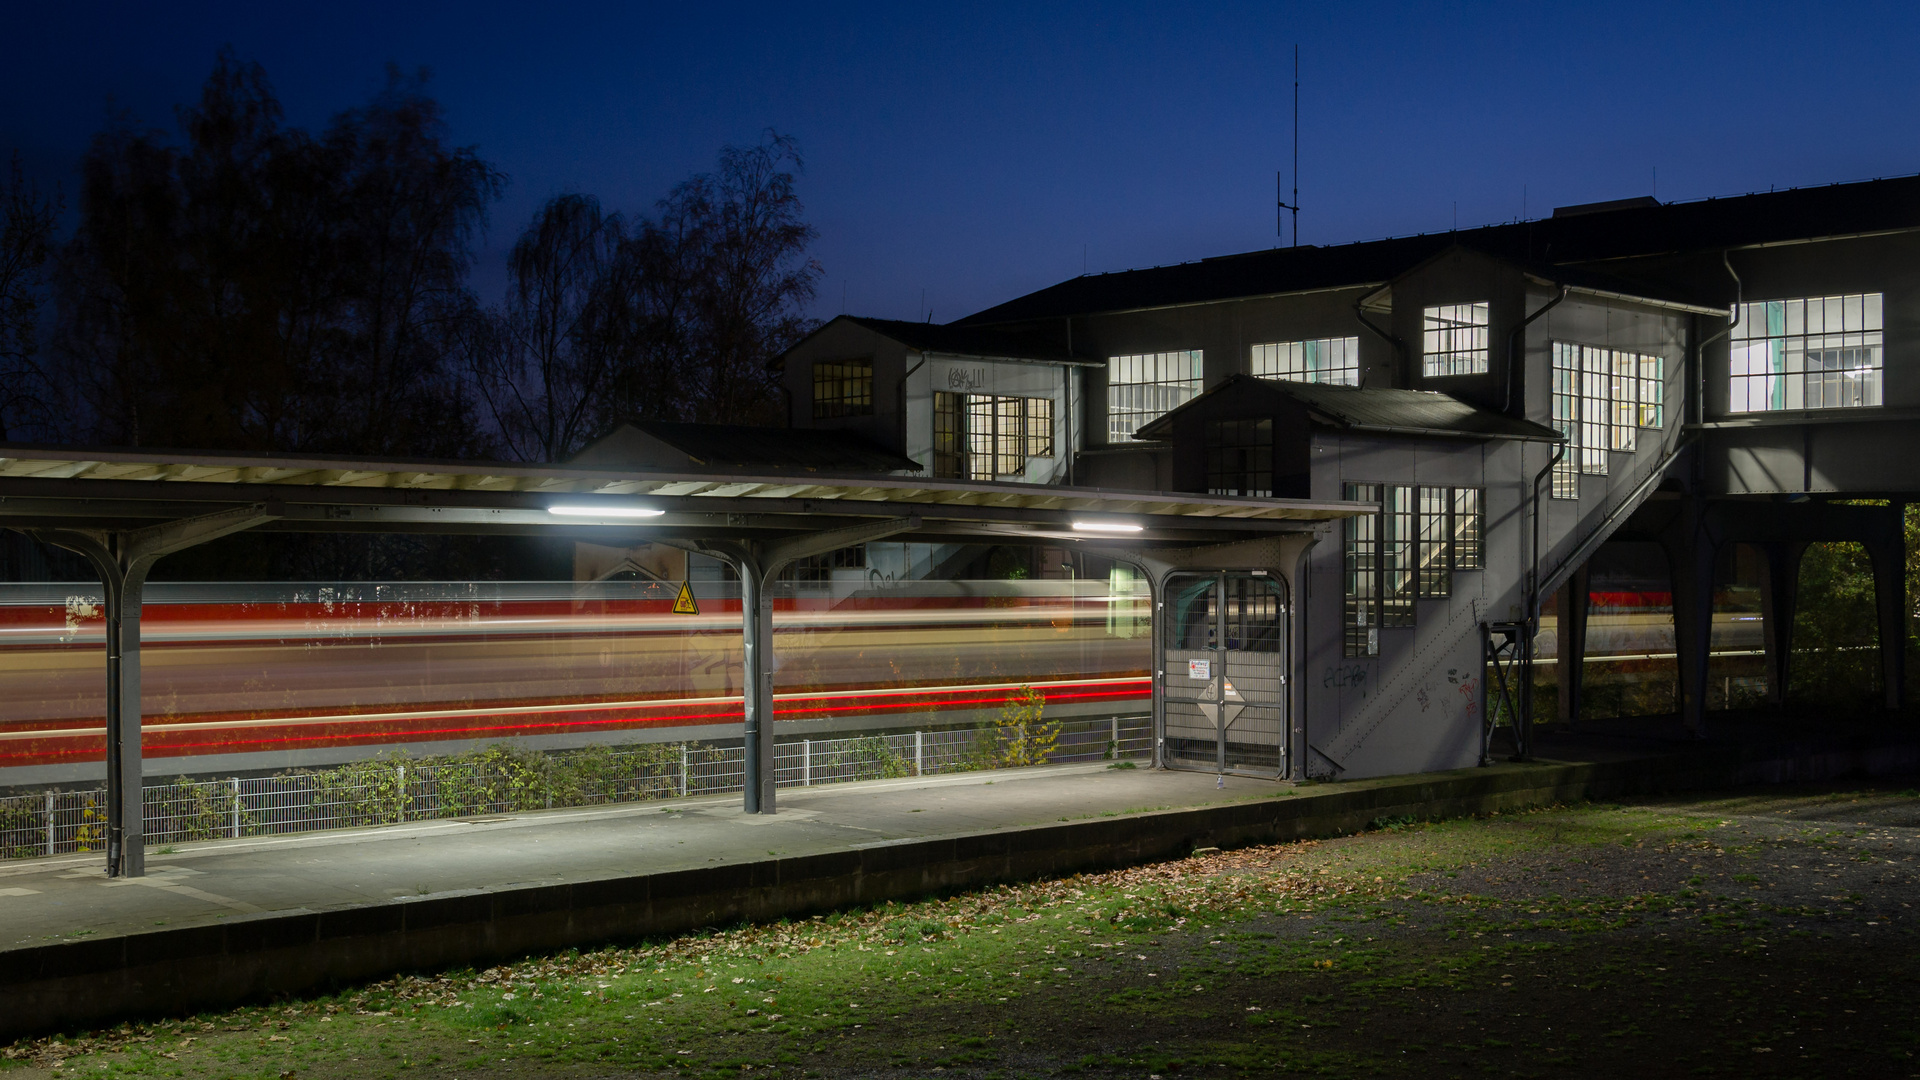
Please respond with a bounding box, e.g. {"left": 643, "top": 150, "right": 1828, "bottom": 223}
{"left": 1071, "top": 521, "right": 1143, "bottom": 533}
{"left": 547, "top": 504, "right": 666, "bottom": 518}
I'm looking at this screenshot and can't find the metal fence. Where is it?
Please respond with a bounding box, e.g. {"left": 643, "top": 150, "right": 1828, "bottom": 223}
{"left": 0, "top": 716, "right": 1150, "bottom": 860}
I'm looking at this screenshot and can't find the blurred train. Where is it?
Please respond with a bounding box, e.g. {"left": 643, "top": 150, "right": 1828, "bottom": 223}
{"left": 0, "top": 580, "right": 1154, "bottom": 784}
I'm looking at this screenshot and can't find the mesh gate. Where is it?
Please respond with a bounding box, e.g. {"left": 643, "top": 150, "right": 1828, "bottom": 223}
{"left": 1160, "top": 571, "right": 1289, "bottom": 777}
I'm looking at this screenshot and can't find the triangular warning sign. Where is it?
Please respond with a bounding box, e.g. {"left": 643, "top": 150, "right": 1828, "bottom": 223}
{"left": 672, "top": 580, "right": 700, "bottom": 615}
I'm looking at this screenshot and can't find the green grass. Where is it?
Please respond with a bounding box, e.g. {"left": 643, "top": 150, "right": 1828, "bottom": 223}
{"left": 4, "top": 792, "right": 1915, "bottom": 1077}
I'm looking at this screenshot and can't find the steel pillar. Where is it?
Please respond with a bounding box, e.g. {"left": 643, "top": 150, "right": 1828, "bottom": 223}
{"left": 687, "top": 517, "right": 919, "bottom": 814}
{"left": 23, "top": 506, "right": 275, "bottom": 876}
{"left": 1867, "top": 529, "right": 1907, "bottom": 712}
{"left": 1554, "top": 564, "right": 1591, "bottom": 728}
{"left": 1659, "top": 491, "right": 1719, "bottom": 737}
{"left": 1759, "top": 542, "right": 1805, "bottom": 708}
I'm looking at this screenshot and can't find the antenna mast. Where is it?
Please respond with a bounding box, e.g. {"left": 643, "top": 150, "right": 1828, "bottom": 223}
{"left": 1276, "top": 44, "right": 1299, "bottom": 247}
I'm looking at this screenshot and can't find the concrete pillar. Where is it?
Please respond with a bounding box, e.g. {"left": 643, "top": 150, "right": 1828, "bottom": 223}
{"left": 1664, "top": 524, "right": 1718, "bottom": 738}
{"left": 1555, "top": 563, "right": 1591, "bottom": 727}
{"left": 1760, "top": 542, "right": 1805, "bottom": 709}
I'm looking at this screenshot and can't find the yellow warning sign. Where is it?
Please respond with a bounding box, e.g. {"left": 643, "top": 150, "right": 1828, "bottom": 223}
{"left": 672, "top": 581, "right": 700, "bottom": 615}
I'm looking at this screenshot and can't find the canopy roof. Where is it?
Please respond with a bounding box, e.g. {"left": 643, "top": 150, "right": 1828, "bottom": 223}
{"left": 0, "top": 443, "right": 1359, "bottom": 547}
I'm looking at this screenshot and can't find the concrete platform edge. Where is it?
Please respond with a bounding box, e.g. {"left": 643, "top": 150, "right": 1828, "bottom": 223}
{"left": 3, "top": 729, "right": 1917, "bottom": 1041}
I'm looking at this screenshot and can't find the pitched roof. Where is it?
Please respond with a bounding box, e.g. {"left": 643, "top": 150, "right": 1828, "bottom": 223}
{"left": 776, "top": 315, "right": 1101, "bottom": 367}
{"left": 960, "top": 174, "right": 1920, "bottom": 324}
{"left": 578, "top": 421, "right": 923, "bottom": 473}
{"left": 1133, "top": 375, "right": 1562, "bottom": 443}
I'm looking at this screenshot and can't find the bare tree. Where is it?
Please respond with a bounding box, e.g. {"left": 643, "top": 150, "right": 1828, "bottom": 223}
{"left": 470, "top": 193, "right": 630, "bottom": 461}
{"left": 472, "top": 131, "right": 824, "bottom": 458}
{"left": 649, "top": 130, "right": 822, "bottom": 425}
{"left": 0, "top": 154, "right": 61, "bottom": 442}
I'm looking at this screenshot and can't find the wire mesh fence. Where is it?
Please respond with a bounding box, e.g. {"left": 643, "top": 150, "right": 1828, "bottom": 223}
{"left": 0, "top": 716, "right": 1150, "bottom": 859}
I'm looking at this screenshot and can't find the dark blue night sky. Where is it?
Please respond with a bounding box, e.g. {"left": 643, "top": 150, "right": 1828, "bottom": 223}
{"left": 6, "top": 1, "right": 1918, "bottom": 322}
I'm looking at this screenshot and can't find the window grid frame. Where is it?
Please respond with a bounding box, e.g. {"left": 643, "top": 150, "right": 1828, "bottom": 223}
{"left": 1342, "top": 482, "right": 1381, "bottom": 657}
{"left": 812, "top": 360, "right": 875, "bottom": 419}
{"left": 1729, "top": 293, "right": 1884, "bottom": 413}
{"left": 1421, "top": 302, "right": 1491, "bottom": 377}
{"left": 1204, "top": 418, "right": 1275, "bottom": 497}
{"left": 1550, "top": 341, "right": 1668, "bottom": 500}
{"left": 1416, "top": 486, "right": 1453, "bottom": 599}
{"left": 1250, "top": 336, "right": 1360, "bottom": 386}
{"left": 1106, "top": 350, "right": 1204, "bottom": 442}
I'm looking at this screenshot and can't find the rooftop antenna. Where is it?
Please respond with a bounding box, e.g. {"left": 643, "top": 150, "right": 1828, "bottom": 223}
{"left": 1276, "top": 44, "right": 1299, "bottom": 247}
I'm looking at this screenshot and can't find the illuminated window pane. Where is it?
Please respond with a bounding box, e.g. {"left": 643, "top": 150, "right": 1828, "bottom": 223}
{"left": 1250, "top": 336, "right": 1360, "bottom": 386}
{"left": 1421, "top": 303, "right": 1489, "bottom": 376}
{"left": 1342, "top": 482, "right": 1380, "bottom": 657}
{"left": 1729, "top": 293, "right": 1882, "bottom": 412}
{"left": 1107, "top": 350, "right": 1203, "bottom": 441}
{"left": 1417, "top": 486, "right": 1452, "bottom": 599}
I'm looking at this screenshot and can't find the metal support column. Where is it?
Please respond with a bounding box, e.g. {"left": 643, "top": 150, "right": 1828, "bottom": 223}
{"left": 1867, "top": 515, "right": 1907, "bottom": 712}
{"left": 1665, "top": 528, "right": 1718, "bottom": 738}
{"left": 1286, "top": 535, "right": 1319, "bottom": 781}
{"left": 1760, "top": 542, "right": 1805, "bottom": 709}
{"left": 686, "top": 516, "right": 919, "bottom": 814}
{"left": 23, "top": 505, "right": 275, "bottom": 877}
{"left": 737, "top": 550, "right": 776, "bottom": 814}
{"left": 1555, "top": 564, "right": 1591, "bottom": 727}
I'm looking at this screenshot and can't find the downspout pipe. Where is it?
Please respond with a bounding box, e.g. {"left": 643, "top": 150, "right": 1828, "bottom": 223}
{"left": 1694, "top": 252, "right": 1742, "bottom": 426}
{"left": 1352, "top": 286, "right": 1403, "bottom": 388}
{"left": 1521, "top": 438, "right": 1568, "bottom": 745}
{"left": 1504, "top": 284, "right": 1570, "bottom": 416}
{"left": 900, "top": 349, "right": 930, "bottom": 471}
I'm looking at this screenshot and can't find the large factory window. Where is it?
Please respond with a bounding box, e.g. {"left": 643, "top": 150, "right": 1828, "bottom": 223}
{"left": 1251, "top": 336, "right": 1359, "bottom": 386}
{"left": 1343, "top": 482, "right": 1486, "bottom": 657}
{"left": 1551, "top": 342, "right": 1669, "bottom": 499}
{"left": 813, "top": 360, "right": 874, "bottom": 418}
{"left": 933, "top": 392, "right": 1055, "bottom": 480}
{"left": 1342, "top": 482, "right": 1381, "bottom": 657}
{"left": 1107, "top": 350, "right": 1203, "bottom": 442}
{"left": 1730, "top": 293, "right": 1883, "bottom": 412}
{"left": 1422, "top": 303, "right": 1489, "bottom": 376}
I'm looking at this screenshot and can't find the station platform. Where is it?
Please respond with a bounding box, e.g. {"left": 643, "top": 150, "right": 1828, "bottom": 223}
{"left": 3, "top": 720, "right": 1917, "bottom": 1041}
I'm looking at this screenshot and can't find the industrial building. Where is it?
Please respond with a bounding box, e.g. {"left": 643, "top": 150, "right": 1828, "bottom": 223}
{"left": 776, "top": 177, "right": 1920, "bottom": 779}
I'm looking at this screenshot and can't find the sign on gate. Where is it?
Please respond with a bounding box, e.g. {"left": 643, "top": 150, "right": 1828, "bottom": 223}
{"left": 1188, "top": 658, "right": 1211, "bottom": 680}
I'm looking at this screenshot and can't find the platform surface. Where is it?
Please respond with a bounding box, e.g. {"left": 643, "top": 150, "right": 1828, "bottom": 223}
{"left": 0, "top": 762, "right": 1308, "bottom": 949}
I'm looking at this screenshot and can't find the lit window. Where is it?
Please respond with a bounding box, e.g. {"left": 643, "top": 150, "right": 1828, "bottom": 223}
{"left": 1345, "top": 483, "right": 1484, "bottom": 654}
{"left": 1551, "top": 342, "right": 1667, "bottom": 499}
{"left": 1251, "top": 336, "right": 1359, "bottom": 386}
{"left": 1417, "top": 487, "right": 1452, "bottom": 599}
{"left": 1381, "top": 486, "right": 1416, "bottom": 628}
{"left": 1422, "top": 303, "right": 1489, "bottom": 377}
{"left": 1452, "top": 488, "right": 1483, "bottom": 570}
{"left": 812, "top": 361, "right": 873, "bottom": 418}
{"left": 1579, "top": 345, "right": 1610, "bottom": 475}
{"left": 934, "top": 392, "right": 1055, "bottom": 480}
{"left": 1205, "top": 419, "right": 1273, "bottom": 497}
{"left": 1730, "top": 294, "right": 1883, "bottom": 412}
{"left": 1342, "top": 482, "right": 1381, "bottom": 658}
{"left": 1107, "top": 350, "right": 1203, "bottom": 442}
{"left": 1638, "top": 354, "right": 1665, "bottom": 428}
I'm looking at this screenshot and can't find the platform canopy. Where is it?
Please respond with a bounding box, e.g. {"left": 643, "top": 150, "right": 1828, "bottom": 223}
{"left": 0, "top": 443, "right": 1356, "bottom": 546}
{"left": 0, "top": 442, "right": 1364, "bottom": 874}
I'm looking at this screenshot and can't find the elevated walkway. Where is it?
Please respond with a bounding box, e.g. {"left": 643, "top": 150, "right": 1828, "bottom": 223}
{"left": 3, "top": 720, "right": 1918, "bottom": 1041}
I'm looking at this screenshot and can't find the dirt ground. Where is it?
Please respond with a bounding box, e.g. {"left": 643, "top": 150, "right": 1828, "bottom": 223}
{"left": 4, "top": 779, "right": 1917, "bottom": 1079}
